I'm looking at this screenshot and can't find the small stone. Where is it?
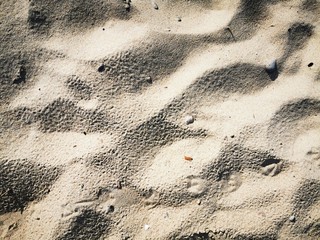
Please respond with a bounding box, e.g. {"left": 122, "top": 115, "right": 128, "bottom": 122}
{"left": 98, "top": 64, "right": 105, "bottom": 72}
{"left": 116, "top": 180, "right": 122, "bottom": 189}
{"left": 265, "top": 59, "right": 277, "bottom": 73}
{"left": 151, "top": 1, "right": 158, "bottom": 10}
{"left": 13, "top": 66, "right": 26, "bottom": 84}
{"left": 146, "top": 76, "right": 152, "bottom": 84}
{"left": 197, "top": 199, "right": 201, "bottom": 205}
{"left": 177, "top": 17, "right": 181, "bottom": 22}
{"left": 124, "top": 4, "right": 130, "bottom": 10}
{"left": 185, "top": 115, "right": 194, "bottom": 125}
{"left": 289, "top": 215, "right": 296, "bottom": 222}
{"left": 144, "top": 224, "right": 150, "bottom": 230}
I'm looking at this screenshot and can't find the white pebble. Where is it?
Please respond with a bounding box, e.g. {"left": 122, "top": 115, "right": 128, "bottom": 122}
{"left": 144, "top": 224, "right": 150, "bottom": 230}
{"left": 185, "top": 115, "right": 194, "bottom": 125}
{"left": 289, "top": 215, "right": 295, "bottom": 222}
{"left": 266, "top": 59, "right": 277, "bottom": 73}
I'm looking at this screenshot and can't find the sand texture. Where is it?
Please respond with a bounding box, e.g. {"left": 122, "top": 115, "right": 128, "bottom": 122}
{"left": 1, "top": 0, "right": 320, "bottom": 239}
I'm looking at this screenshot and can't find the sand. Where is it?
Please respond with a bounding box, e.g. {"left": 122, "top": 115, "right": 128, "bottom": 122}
{"left": 0, "top": 0, "right": 320, "bottom": 239}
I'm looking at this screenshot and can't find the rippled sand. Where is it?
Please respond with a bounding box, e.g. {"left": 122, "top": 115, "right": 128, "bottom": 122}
{"left": 1, "top": 0, "right": 320, "bottom": 239}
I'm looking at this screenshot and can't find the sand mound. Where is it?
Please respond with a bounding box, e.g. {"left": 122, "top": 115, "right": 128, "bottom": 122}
{"left": 1, "top": 0, "right": 320, "bottom": 239}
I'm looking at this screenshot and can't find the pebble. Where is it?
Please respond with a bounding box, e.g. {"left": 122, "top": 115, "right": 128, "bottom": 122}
{"left": 144, "top": 224, "right": 150, "bottom": 230}
{"left": 265, "top": 59, "right": 277, "bottom": 73}
{"left": 98, "top": 64, "right": 106, "bottom": 72}
{"left": 13, "top": 66, "right": 26, "bottom": 84}
{"left": 124, "top": 4, "right": 130, "bottom": 10}
{"left": 185, "top": 115, "right": 194, "bottom": 125}
{"left": 289, "top": 215, "right": 296, "bottom": 222}
{"left": 116, "top": 180, "right": 122, "bottom": 189}
{"left": 151, "top": 1, "right": 158, "bottom": 10}
{"left": 146, "top": 76, "right": 152, "bottom": 84}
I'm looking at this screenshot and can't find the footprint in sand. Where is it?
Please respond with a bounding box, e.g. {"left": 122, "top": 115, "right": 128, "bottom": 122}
{"left": 220, "top": 174, "right": 242, "bottom": 193}
{"left": 185, "top": 176, "right": 207, "bottom": 195}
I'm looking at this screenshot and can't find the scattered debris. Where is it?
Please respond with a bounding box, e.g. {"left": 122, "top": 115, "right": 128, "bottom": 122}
{"left": 185, "top": 115, "right": 194, "bottom": 125}
{"left": 184, "top": 156, "right": 193, "bottom": 161}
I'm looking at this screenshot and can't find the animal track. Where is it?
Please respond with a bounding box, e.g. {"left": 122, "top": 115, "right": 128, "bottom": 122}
{"left": 223, "top": 174, "right": 242, "bottom": 193}
{"left": 185, "top": 176, "right": 207, "bottom": 195}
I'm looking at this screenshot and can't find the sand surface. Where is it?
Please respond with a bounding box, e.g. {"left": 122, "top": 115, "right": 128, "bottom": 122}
{"left": 1, "top": 0, "right": 320, "bottom": 239}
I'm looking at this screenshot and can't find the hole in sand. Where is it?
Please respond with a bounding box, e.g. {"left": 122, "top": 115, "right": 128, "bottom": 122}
{"left": 97, "top": 64, "right": 105, "bottom": 72}
{"left": 108, "top": 205, "right": 114, "bottom": 213}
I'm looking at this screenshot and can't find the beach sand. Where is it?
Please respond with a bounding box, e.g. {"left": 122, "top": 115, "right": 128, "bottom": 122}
{"left": 0, "top": 0, "right": 320, "bottom": 239}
